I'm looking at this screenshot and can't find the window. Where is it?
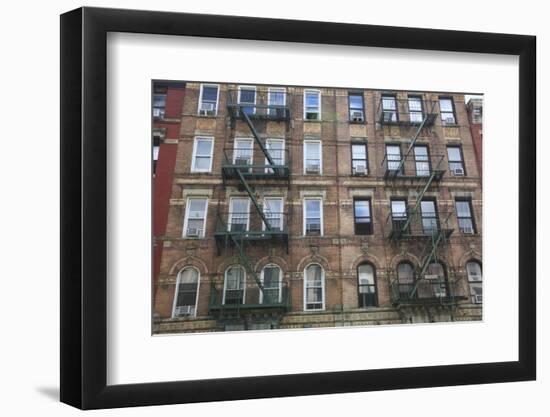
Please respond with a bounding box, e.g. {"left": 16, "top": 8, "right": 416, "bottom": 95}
{"left": 472, "top": 106, "right": 482, "bottom": 124}
{"left": 261, "top": 265, "right": 282, "bottom": 304}
{"left": 198, "top": 84, "right": 219, "bottom": 116}
{"left": 466, "top": 261, "right": 482, "bottom": 304}
{"left": 304, "top": 90, "right": 321, "bottom": 120}
{"left": 414, "top": 145, "right": 430, "bottom": 176}
{"left": 223, "top": 266, "right": 246, "bottom": 305}
{"left": 238, "top": 85, "right": 256, "bottom": 115}
{"left": 348, "top": 92, "right": 365, "bottom": 122}
{"left": 304, "top": 140, "right": 322, "bottom": 174}
{"left": 304, "top": 198, "right": 323, "bottom": 236}
{"left": 408, "top": 95, "right": 424, "bottom": 123}
{"left": 183, "top": 198, "right": 208, "bottom": 238}
{"left": 386, "top": 144, "right": 402, "bottom": 174}
{"left": 191, "top": 137, "right": 214, "bottom": 172}
{"left": 228, "top": 198, "right": 250, "bottom": 232}
{"left": 455, "top": 199, "right": 476, "bottom": 234}
{"left": 357, "top": 263, "right": 377, "bottom": 307}
{"left": 354, "top": 199, "right": 372, "bottom": 235}
{"left": 391, "top": 199, "right": 408, "bottom": 233}
{"left": 420, "top": 200, "right": 438, "bottom": 235}
{"left": 381, "top": 94, "right": 398, "bottom": 123}
{"left": 268, "top": 87, "right": 286, "bottom": 117}
{"left": 351, "top": 143, "right": 368, "bottom": 175}
{"left": 152, "top": 129, "right": 164, "bottom": 175}
{"left": 439, "top": 97, "right": 456, "bottom": 124}
{"left": 447, "top": 146, "right": 465, "bottom": 175}
{"left": 172, "top": 267, "right": 200, "bottom": 317}
{"left": 425, "top": 262, "right": 447, "bottom": 298}
{"left": 263, "top": 197, "right": 284, "bottom": 231}
{"left": 233, "top": 138, "right": 254, "bottom": 171}
{"left": 397, "top": 262, "right": 415, "bottom": 298}
{"left": 304, "top": 264, "right": 324, "bottom": 310}
{"left": 153, "top": 88, "right": 166, "bottom": 119}
{"left": 265, "top": 138, "right": 285, "bottom": 173}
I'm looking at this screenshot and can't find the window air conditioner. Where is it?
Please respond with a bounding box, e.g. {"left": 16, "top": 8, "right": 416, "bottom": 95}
{"left": 445, "top": 117, "right": 455, "bottom": 124}
{"left": 354, "top": 165, "right": 367, "bottom": 174}
{"left": 306, "top": 164, "right": 320, "bottom": 174}
{"left": 424, "top": 274, "right": 439, "bottom": 280}
{"left": 186, "top": 228, "right": 202, "bottom": 237}
{"left": 199, "top": 102, "right": 215, "bottom": 116}
{"left": 474, "top": 294, "right": 483, "bottom": 303}
{"left": 351, "top": 111, "right": 364, "bottom": 122}
{"left": 235, "top": 157, "right": 251, "bottom": 166}
{"left": 174, "top": 306, "right": 193, "bottom": 317}
{"left": 461, "top": 226, "right": 474, "bottom": 234}
{"left": 452, "top": 168, "right": 465, "bottom": 176}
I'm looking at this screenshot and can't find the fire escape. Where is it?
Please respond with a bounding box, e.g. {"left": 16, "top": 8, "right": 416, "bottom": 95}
{"left": 210, "top": 88, "right": 292, "bottom": 325}
{"left": 378, "top": 96, "right": 465, "bottom": 306}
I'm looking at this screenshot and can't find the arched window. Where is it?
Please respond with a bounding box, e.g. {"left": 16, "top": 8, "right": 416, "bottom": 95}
{"left": 261, "top": 264, "right": 282, "bottom": 304}
{"left": 223, "top": 266, "right": 246, "bottom": 305}
{"left": 304, "top": 264, "right": 324, "bottom": 311}
{"left": 425, "top": 262, "right": 447, "bottom": 298}
{"left": 172, "top": 267, "right": 200, "bottom": 317}
{"left": 357, "top": 263, "right": 377, "bottom": 307}
{"left": 466, "top": 261, "right": 482, "bottom": 304}
{"left": 397, "top": 262, "right": 415, "bottom": 299}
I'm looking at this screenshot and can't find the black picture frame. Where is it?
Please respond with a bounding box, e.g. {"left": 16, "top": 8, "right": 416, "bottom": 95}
{"left": 60, "top": 6, "right": 536, "bottom": 410}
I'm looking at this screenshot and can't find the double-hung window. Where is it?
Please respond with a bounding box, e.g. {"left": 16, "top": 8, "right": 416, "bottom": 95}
{"left": 172, "top": 268, "right": 200, "bottom": 317}
{"left": 304, "top": 264, "right": 324, "bottom": 310}
{"left": 233, "top": 138, "right": 253, "bottom": 171}
{"left": 304, "top": 90, "right": 321, "bottom": 120}
{"left": 466, "top": 261, "right": 483, "bottom": 304}
{"left": 357, "top": 264, "right": 377, "bottom": 307}
{"left": 455, "top": 199, "right": 476, "bottom": 234}
{"left": 153, "top": 88, "right": 166, "bottom": 119}
{"left": 238, "top": 85, "right": 256, "bottom": 115}
{"left": 198, "top": 84, "right": 219, "bottom": 116}
{"left": 386, "top": 144, "right": 402, "bottom": 174}
{"left": 354, "top": 199, "right": 372, "bottom": 235}
{"left": 447, "top": 146, "right": 465, "bottom": 176}
{"left": 439, "top": 97, "right": 456, "bottom": 125}
{"left": 349, "top": 92, "right": 365, "bottom": 122}
{"left": 304, "top": 198, "right": 323, "bottom": 236}
{"left": 381, "top": 94, "right": 398, "bottom": 123}
{"left": 391, "top": 199, "right": 408, "bottom": 233}
{"left": 183, "top": 198, "right": 208, "bottom": 238}
{"left": 414, "top": 145, "right": 430, "bottom": 176}
{"left": 408, "top": 95, "right": 424, "bottom": 123}
{"left": 261, "top": 265, "right": 282, "bottom": 304}
{"left": 191, "top": 137, "right": 214, "bottom": 172}
{"left": 228, "top": 198, "right": 250, "bottom": 233}
{"left": 265, "top": 138, "right": 285, "bottom": 173}
{"left": 263, "top": 197, "right": 284, "bottom": 232}
{"left": 223, "top": 266, "right": 246, "bottom": 305}
{"left": 304, "top": 140, "right": 322, "bottom": 174}
{"left": 420, "top": 200, "right": 438, "bottom": 235}
{"left": 351, "top": 143, "right": 368, "bottom": 175}
{"left": 268, "top": 87, "right": 286, "bottom": 117}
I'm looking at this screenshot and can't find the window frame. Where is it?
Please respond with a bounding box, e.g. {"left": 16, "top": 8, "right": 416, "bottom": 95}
{"left": 260, "top": 264, "right": 283, "bottom": 304}
{"left": 381, "top": 94, "right": 399, "bottom": 123}
{"left": 182, "top": 197, "right": 208, "bottom": 238}
{"left": 262, "top": 197, "right": 284, "bottom": 232}
{"left": 303, "top": 197, "right": 324, "bottom": 236}
{"left": 385, "top": 143, "right": 403, "bottom": 175}
{"left": 303, "top": 263, "right": 325, "bottom": 311}
{"left": 237, "top": 85, "right": 257, "bottom": 115}
{"left": 348, "top": 92, "right": 365, "bottom": 122}
{"left": 357, "top": 262, "right": 378, "bottom": 307}
{"left": 233, "top": 137, "right": 254, "bottom": 168}
{"left": 303, "top": 139, "right": 323, "bottom": 175}
{"left": 191, "top": 136, "right": 214, "bottom": 173}
{"left": 466, "top": 260, "right": 483, "bottom": 304}
{"left": 197, "top": 83, "right": 220, "bottom": 116}
{"left": 353, "top": 198, "right": 373, "bottom": 235}
{"left": 455, "top": 198, "right": 477, "bottom": 234}
{"left": 153, "top": 89, "right": 167, "bottom": 119}
{"left": 265, "top": 138, "right": 285, "bottom": 173}
{"left": 171, "top": 267, "right": 200, "bottom": 318}
{"left": 303, "top": 89, "right": 321, "bottom": 121}
{"left": 413, "top": 144, "right": 431, "bottom": 177}
{"left": 447, "top": 145, "right": 466, "bottom": 175}
{"left": 439, "top": 96, "right": 457, "bottom": 125}
{"left": 267, "top": 87, "right": 286, "bottom": 117}
{"left": 351, "top": 142, "right": 369, "bottom": 175}
{"left": 228, "top": 197, "right": 251, "bottom": 233}
{"left": 222, "top": 265, "right": 247, "bottom": 305}
{"left": 407, "top": 95, "right": 424, "bottom": 124}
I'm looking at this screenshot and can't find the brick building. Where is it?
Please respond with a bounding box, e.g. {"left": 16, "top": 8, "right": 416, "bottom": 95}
{"left": 466, "top": 97, "right": 483, "bottom": 180}
{"left": 152, "top": 82, "right": 483, "bottom": 333}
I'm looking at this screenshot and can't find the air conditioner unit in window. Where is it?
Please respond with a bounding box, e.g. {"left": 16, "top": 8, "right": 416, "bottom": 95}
{"left": 307, "top": 225, "right": 321, "bottom": 235}
{"left": 153, "top": 108, "right": 164, "bottom": 118}
{"left": 306, "top": 164, "right": 320, "bottom": 174}
{"left": 452, "top": 168, "right": 465, "bottom": 176}
{"left": 424, "top": 274, "right": 439, "bottom": 280}
{"left": 473, "top": 294, "right": 483, "bottom": 303}
{"left": 199, "top": 102, "right": 216, "bottom": 116}
{"left": 235, "top": 157, "right": 251, "bottom": 167}
{"left": 351, "top": 111, "right": 364, "bottom": 122}
{"left": 461, "top": 226, "right": 474, "bottom": 234}
{"left": 174, "top": 306, "right": 194, "bottom": 317}
{"left": 186, "top": 228, "right": 203, "bottom": 237}
{"left": 354, "top": 165, "right": 367, "bottom": 174}
{"left": 445, "top": 117, "right": 455, "bottom": 124}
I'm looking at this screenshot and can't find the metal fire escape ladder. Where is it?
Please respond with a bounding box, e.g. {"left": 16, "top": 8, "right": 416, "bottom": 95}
{"left": 229, "top": 233, "right": 264, "bottom": 291}
{"left": 408, "top": 229, "right": 446, "bottom": 298}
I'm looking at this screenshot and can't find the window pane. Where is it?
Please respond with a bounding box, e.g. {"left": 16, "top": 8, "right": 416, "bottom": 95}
{"left": 352, "top": 144, "right": 367, "bottom": 159}
{"left": 306, "top": 265, "right": 322, "bottom": 285}
{"left": 455, "top": 201, "right": 471, "bottom": 217}
{"left": 239, "top": 88, "right": 255, "bottom": 103}
{"left": 440, "top": 98, "right": 453, "bottom": 112}
{"left": 305, "top": 200, "right": 321, "bottom": 217}
{"left": 263, "top": 266, "right": 280, "bottom": 287}
{"left": 188, "top": 199, "right": 207, "bottom": 217}
{"left": 391, "top": 200, "right": 407, "bottom": 216}
{"left": 354, "top": 200, "right": 370, "bottom": 218}
{"left": 269, "top": 89, "right": 285, "bottom": 105}
{"left": 196, "top": 139, "right": 212, "bottom": 155}
{"left": 226, "top": 267, "right": 244, "bottom": 289}
{"left": 467, "top": 262, "right": 482, "bottom": 282}
{"left": 382, "top": 96, "right": 396, "bottom": 109}
{"left": 408, "top": 97, "right": 422, "bottom": 111}
{"left": 358, "top": 264, "right": 374, "bottom": 285}
{"left": 194, "top": 157, "right": 210, "bottom": 171}
{"left": 305, "top": 142, "right": 320, "bottom": 158}
{"left": 305, "top": 91, "right": 320, "bottom": 107}
{"left": 420, "top": 200, "right": 436, "bottom": 215}
{"left": 349, "top": 94, "right": 363, "bottom": 109}
{"left": 398, "top": 263, "right": 414, "bottom": 283}
{"left": 447, "top": 147, "right": 462, "bottom": 162}
{"left": 202, "top": 86, "right": 218, "bottom": 102}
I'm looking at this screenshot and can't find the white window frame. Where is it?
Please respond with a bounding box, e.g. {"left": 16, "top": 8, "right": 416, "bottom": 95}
{"left": 466, "top": 261, "right": 483, "bottom": 304}
{"left": 223, "top": 265, "right": 246, "bottom": 305}
{"left": 268, "top": 87, "right": 286, "bottom": 116}
{"left": 265, "top": 138, "right": 285, "bottom": 173}
{"left": 233, "top": 137, "right": 254, "bottom": 166}
{"left": 303, "top": 140, "right": 322, "bottom": 175}
{"left": 182, "top": 197, "right": 208, "bottom": 238}
{"left": 228, "top": 197, "right": 251, "bottom": 232}
{"left": 304, "top": 89, "right": 321, "bottom": 120}
{"left": 303, "top": 197, "right": 324, "bottom": 236}
{"left": 262, "top": 197, "right": 284, "bottom": 231}
{"left": 303, "top": 263, "right": 325, "bottom": 311}
{"left": 260, "top": 264, "right": 283, "bottom": 304}
{"left": 171, "top": 267, "right": 200, "bottom": 318}
{"left": 191, "top": 136, "right": 214, "bottom": 173}
{"left": 238, "top": 85, "right": 257, "bottom": 115}
{"left": 197, "top": 83, "right": 220, "bottom": 116}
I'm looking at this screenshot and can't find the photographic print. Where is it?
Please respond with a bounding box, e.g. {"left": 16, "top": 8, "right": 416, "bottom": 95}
{"left": 151, "top": 82, "right": 483, "bottom": 334}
